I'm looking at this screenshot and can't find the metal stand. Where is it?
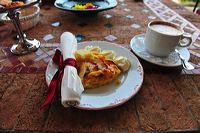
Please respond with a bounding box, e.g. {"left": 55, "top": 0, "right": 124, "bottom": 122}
{"left": 0, "top": 0, "right": 40, "bottom": 55}
{"left": 8, "top": 10, "right": 40, "bottom": 55}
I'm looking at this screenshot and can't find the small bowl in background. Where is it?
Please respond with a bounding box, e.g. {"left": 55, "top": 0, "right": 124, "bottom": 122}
{"left": 0, "top": 5, "right": 40, "bottom": 31}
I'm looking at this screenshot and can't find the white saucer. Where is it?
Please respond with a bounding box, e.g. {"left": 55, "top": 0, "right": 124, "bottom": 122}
{"left": 130, "top": 34, "right": 190, "bottom": 67}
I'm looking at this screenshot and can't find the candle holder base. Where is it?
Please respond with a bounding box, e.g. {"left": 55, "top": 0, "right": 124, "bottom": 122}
{"left": 10, "top": 38, "right": 40, "bottom": 55}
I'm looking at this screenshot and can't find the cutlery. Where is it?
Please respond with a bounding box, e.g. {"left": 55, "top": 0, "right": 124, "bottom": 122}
{"left": 175, "top": 49, "right": 194, "bottom": 70}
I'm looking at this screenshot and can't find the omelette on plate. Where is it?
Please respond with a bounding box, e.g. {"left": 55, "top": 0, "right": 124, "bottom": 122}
{"left": 75, "top": 46, "right": 130, "bottom": 89}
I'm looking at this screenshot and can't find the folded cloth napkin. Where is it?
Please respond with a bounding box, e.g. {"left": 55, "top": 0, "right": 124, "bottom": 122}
{"left": 60, "top": 32, "right": 84, "bottom": 107}
{"left": 40, "top": 32, "right": 84, "bottom": 110}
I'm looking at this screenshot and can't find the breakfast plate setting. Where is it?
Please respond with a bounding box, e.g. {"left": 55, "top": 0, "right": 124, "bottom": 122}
{"left": 43, "top": 21, "right": 193, "bottom": 111}
{"left": 45, "top": 33, "right": 144, "bottom": 110}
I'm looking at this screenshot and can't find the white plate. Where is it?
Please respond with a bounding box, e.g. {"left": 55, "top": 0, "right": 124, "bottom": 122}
{"left": 45, "top": 41, "right": 144, "bottom": 110}
{"left": 130, "top": 34, "right": 190, "bottom": 67}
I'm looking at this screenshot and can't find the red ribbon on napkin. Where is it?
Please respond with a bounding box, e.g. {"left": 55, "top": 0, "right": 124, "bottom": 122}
{"left": 39, "top": 49, "right": 77, "bottom": 110}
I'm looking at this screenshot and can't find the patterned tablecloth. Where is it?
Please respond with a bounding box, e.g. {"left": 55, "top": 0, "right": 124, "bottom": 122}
{"left": 0, "top": 0, "right": 200, "bottom": 132}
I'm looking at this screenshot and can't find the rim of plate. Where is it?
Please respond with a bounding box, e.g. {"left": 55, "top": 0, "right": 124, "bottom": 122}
{"left": 130, "top": 34, "right": 190, "bottom": 67}
{"left": 45, "top": 41, "right": 144, "bottom": 110}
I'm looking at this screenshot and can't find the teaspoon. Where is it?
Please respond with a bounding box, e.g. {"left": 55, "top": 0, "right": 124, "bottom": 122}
{"left": 175, "top": 49, "right": 194, "bottom": 70}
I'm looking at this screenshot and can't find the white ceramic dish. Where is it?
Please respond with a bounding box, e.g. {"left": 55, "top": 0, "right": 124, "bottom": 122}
{"left": 0, "top": 5, "right": 40, "bottom": 31}
{"left": 130, "top": 34, "right": 190, "bottom": 67}
{"left": 46, "top": 41, "right": 144, "bottom": 110}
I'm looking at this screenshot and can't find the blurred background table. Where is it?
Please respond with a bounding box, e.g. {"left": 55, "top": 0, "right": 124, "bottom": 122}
{"left": 0, "top": 0, "right": 200, "bottom": 132}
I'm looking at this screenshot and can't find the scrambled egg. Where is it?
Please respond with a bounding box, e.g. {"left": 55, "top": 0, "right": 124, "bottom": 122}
{"left": 74, "top": 46, "right": 130, "bottom": 89}
{"left": 75, "top": 47, "right": 121, "bottom": 89}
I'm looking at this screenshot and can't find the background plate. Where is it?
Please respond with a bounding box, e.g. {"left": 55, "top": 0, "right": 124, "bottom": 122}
{"left": 54, "top": 0, "right": 117, "bottom": 13}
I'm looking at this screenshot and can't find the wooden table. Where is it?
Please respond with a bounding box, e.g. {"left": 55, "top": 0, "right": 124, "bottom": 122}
{"left": 0, "top": 0, "right": 200, "bottom": 132}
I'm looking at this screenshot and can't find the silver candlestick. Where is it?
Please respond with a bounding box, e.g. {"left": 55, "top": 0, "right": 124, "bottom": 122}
{"left": 0, "top": 0, "right": 40, "bottom": 55}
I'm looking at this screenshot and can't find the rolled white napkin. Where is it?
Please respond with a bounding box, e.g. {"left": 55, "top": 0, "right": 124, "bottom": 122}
{"left": 60, "top": 32, "right": 84, "bottom": 107}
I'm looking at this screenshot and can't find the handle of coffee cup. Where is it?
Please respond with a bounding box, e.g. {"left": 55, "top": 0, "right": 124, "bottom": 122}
{"left": 178, "top": 35, "right": 192, "bottom": 47}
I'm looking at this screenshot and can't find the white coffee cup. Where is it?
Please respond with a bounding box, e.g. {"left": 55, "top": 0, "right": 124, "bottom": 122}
{"left": 144, "top": 21, "right": 192, "bottom": 57}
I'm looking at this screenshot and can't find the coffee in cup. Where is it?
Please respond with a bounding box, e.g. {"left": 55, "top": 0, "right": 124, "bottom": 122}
{"left": 144, "top": 21, "right": 192, "bottom": 57}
